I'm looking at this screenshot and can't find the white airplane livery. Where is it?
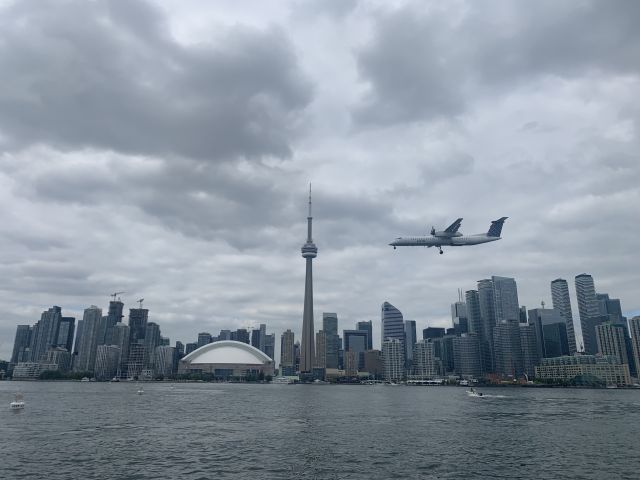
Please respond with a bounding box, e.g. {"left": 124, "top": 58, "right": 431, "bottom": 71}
{"left": 389, "top": 217, "right": 508, "bottom": 254}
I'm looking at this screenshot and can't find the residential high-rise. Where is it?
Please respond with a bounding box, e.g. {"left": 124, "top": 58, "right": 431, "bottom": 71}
{"left": 357, "top": 320, "right": 373, "bottom": 350}
{"left": 55, "top": 317, "right": 75, "bottom": 352}
{"left": 382, "top": 338, "right": 404, "bottom": 382}
{"left": 94, "top": 345, "right": 121, "bottom": 380}
{"left": 528, "top": 308, "right": 570, "bottom": 358}
{"left": 128, "top": 308, "right": 149, "bottom": 345}
{"left": 628, "top": 317, "right": 640, "bottom": 378}
{"left": 596, "top": 323, "right": 630, "bottom": 367}
{"left": 478, "top": 279, "right": 496, "bottom": 372}
{"left": 264, "top": 333, "right": 275, "bottom": 360}
{"left": 75, "top": 305, "right": 103, "bottom": 373}
{"left": 344, "top": 329, "right": 369, "bottom": 370}
{"left": 29, "top": 306, "right": 63, "bottom": 363}
{"left": 232, "top": 328, "right": 250, "bottom": 344}
{"left": 323, "top": 313, "right": 340, "bottom": 369}
{"left": 280, "top": 329, "right": 295, "bottom": 375}
{"left": 154, "top": 345, "right": 176, "bottom": 377}
{"left": 144, "top": 322, "right": 161, "bottom": 369}
{"left": 551, "top": 278, "right": 578, "bottom": 355}
{"left": 300, "top": 187, "right": 318, "bottom": 374}
{"left": 185, "top": 342, "right": 197, "bottom": 355}
{"left": 465, "top": 290, "right": 483, "bottom": 336}
{"left": 575, "top": 273, "right": 600, "bottom": 353}
{"left": 11, "top": 325, "right": 32, "bottom": 364}
{"left": 412, "top": 340, "right": 437, "bottom": 378}
{"left": 111, "top": 322, "right": 130, "bottom": 378}
{"left": 492, "top": 276, "right": 520, "bottom": 322}
{"left": 102, "top": 300, "right": 124, "bottom": 345}
{"left": 520, "top": 323, "right": 540, "bottom": 380}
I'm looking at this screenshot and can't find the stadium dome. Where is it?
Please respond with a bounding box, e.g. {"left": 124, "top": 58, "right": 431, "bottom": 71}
{"left": 178, "top": 340, "right": 274, "bottom": 378}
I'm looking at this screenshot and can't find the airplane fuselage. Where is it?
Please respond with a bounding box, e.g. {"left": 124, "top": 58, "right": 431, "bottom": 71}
{"left": 390, "top": 234, "right": 500, "bottom": 248}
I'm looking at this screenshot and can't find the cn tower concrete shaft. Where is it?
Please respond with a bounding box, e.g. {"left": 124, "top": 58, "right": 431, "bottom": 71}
{"left": 300, "top": 187, "right": 317, "bottom": 373}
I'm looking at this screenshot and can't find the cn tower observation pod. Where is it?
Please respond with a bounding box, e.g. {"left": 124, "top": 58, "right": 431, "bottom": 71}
{"left": 178, "top": 340, "right": 274, "bottom": 378}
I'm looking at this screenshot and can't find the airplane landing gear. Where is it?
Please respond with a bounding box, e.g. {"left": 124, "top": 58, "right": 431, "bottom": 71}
{"left": 393, "top": 246, "right": 396, "bottom": 250}
{"left": 439, "top": 247, "right": 444, "bottom": 254}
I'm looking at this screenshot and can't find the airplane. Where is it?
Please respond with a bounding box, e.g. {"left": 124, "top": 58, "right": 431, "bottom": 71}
{"left": 389, "top": 217, "right": 508, "bottom": 254}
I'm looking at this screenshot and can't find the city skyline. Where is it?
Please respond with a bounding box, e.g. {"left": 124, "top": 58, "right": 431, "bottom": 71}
{"left": 1, "top": 1, "right": 639, "bottom": 360}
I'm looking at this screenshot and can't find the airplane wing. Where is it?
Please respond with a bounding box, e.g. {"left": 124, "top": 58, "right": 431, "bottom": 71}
{"left": 444, "top": 218, "right": 463, "bottom": 234}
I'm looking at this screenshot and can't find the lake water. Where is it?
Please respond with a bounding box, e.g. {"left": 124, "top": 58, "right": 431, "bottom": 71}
{"left": 1, "top": 382, "right": 639, "bottom": 479}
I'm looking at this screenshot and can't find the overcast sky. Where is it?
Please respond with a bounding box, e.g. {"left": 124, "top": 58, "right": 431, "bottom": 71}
{"left": 1, "top": 0, "right": 639, "bottom": 359}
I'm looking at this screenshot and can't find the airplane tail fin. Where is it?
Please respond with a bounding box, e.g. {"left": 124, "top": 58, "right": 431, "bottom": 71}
{"left": 487, "top": 217, "right": 508, "bottom": 237}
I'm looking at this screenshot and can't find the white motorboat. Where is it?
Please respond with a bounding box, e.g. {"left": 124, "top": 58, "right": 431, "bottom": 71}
{"left": 10, "top": 392, "right": 25, "bottom": 410}
{"left": 136, "top": 386, "right": 144, "bottom": 395}
{"left": 467, "top": 388, "right": 484, "bottom": 397}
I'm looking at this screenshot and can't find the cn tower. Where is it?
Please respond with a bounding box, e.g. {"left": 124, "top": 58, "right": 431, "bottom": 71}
{"left": 300, "top": 185, "right": 317, "bottom": 374}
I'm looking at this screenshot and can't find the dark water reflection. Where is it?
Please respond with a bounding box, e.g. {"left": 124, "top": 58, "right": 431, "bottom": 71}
{"left": 2, "top": 382, "right": 639, "bottom": 479}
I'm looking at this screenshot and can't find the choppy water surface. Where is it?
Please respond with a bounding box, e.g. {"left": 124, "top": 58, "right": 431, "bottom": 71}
{"left": 2, "top": 382, "right": 639, "bottom": 479}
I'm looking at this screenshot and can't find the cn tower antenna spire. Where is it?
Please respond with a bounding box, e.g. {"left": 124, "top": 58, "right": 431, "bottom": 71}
{"left": 308, "top": 183, "right": 312, "bottom": 218}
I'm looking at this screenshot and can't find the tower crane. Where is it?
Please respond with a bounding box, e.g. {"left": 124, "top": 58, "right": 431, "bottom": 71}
{"left": 137, "top": 298, "right": 144, "bottom": 309}
{"left": 110, "top": 291, "right": 125, "bottom": 302}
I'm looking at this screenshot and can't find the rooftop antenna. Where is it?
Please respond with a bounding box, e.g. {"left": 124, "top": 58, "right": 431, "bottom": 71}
{"left": 308, "top": 183, "right": 312, "bottom": 218}
{"left": 137, "top": 298, "right": 144, "bottom": 309}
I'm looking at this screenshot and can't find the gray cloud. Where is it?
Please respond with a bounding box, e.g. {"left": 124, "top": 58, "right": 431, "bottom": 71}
{"left": 353, "top": 1, "right": 640, "bottom": 126}
{"left": 0, "top": 0, "right": 312, "bottom": 161}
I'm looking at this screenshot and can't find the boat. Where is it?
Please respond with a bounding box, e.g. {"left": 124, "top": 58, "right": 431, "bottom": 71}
{"left": 136, "top": 386, "right": 144, "bottom": 395}
{"left": 467, "top": 387, "right": 484, "bottom": 397}
{"left": 80, "top": 377, "right": 90, "bottom": 382}
{"left": 110, "top": 377, "right": 120, "bottom": 383}
{"left": 10, "top": 393, "right": 25, "bottom": 410}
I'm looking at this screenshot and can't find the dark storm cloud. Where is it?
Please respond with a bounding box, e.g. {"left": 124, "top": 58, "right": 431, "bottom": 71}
{"left": 353, "top": 0, "right": 640, "bottom": 126}
{"left": 0, "top": 0, "right": 312, "bottom": 161}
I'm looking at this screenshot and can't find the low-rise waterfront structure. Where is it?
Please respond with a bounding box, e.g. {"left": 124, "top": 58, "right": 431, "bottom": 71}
{"left": 535, "top": 354, "right": 631, "bottom": 386}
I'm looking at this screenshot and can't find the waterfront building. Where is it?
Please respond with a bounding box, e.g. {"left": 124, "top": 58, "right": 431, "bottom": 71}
{"left": 596, "top": 323, "right": 630, "bottom": 367}
{"left": 478, "top": 279, "right": 497, "bottom": 372}
{"left": 178, "top": 340, "right": 274, "bottom": 379}
{"left": 73, "top": 320, "right": 84, "bottom": 355}
{"left": 412, "top": 340, "right": 437, "bottom": 378}
{"left": 423, "top": 327, "right": 445, "bottom": 340}
{"left": 453, "top": 334, "right": 482, "bottom": 378}
{"left": 381, "top": 302, "right": 405, "bottom": 345}
{"left": 382, "top": 338, "right": 404, "bottom": 382}
{"left": 300, "top": 188, "right": 318, "bottom": 374}
{"left": 11, "top": 325, "right": 32, "bottom": 364}
{"left": 492, "top": 276, "right": 520, "bottom": 322}
{"left": 344, "top": 350, "right": 358, "bottom": 376}
{"left": 441, "top": 334, "right": 456, "bottom": 375}
{"left": 551, "top": 278, "right": 578, "bottom": 355}
{"left": 575, "top": 274, "right": 600, "bottom": 353}
{"left": 280, "top": 329, "right": 295, "bottom": 375}
{"left": 12, "top": 362, "right": 41, "bottom": 380}
{"left": 154, "top": 345, "right": 176, "bottom": 377}
{"left": 323, "top": 313, "right": 340, "bottom": 369}
{"left": 94, "top": 345, "right": 121, "bottom": 380}
{"left": 41, "top": 347, "right": 72, "bottom": 373}
{"left": 528, "top": 308, "right": 570, "bottom": 358}
{"left": 75, "top": 305, "right": 103, "bottom": 373}
{"left": 102, "top": 300, "right": 124, "bottom": 346}
{"left": 197, "top": 332, "right": 212, "bottom": 348}
{"left": 493, "top": 319, "right": 523, "bottom": 379}
{"left": 535, "top": 355, "right": 631, "bottom": 386}
{"left": 126, "top": 344, "right": 146, "bottom": 379}
{"left": 357, "top": 320, "right": 373, "bottom": 350}
{"left": 628, "top": 317, "right": 640, "bottom": 378}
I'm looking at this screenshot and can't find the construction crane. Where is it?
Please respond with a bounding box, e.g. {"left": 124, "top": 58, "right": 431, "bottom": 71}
{"left": 110, "top": 291, "right": 125, "bottom": 302}
{"left": 137, "top": 298, "right": 144, "bottom": 309}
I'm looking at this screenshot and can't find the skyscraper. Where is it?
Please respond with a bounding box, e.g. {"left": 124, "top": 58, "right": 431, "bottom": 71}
{"left": 56, "top": 317, "right": 75, "bottom": 352}
{"left": 280, "top": 329, "right": 295, "bottom": 375}
{"left": 596, "top": 323, "right": 630, "bottom": 367}
{"left": 75, "top": 305, "right": 102, "bottom": 373}
{"left": 575, "top": 273, "right": 600, "bottom": 353}
{"left": 11, "top": 325, "right": 32, "bottom": 364}
{"left": 412, "top": 340, "right": 437, "bottom": 378}
{"left": 628, "top": 317, "right": 640, "bottom": 378}
{"left": 382, "top": 338, "right": 404, "bottom": 382}
{"left": 493, "top": 319, "right": 523, "bottom": 379}
{"left": 453, "top": 334, "right": 482, "bottom": 378}
{"left": 102, "top": 300, "right": 124, "bottom": 345}
{"left": 29, "top": 306, "right": 63, "bottom": 363}
{"left": 128, "top": 308, "right": 149, "bottom": 345}
{"left": 528, "top": 308, "right": 570, "bottom": 358}
{"left": 323, "top": 313, "right": 340, "bottom": 369}
{"left": 551, "top": 278, "right": 578, "bottom": 355}
{"left": 300, "top": 187, "right": 318, "bottom": 374}
{"left": 111, "top": 322, "right": 130, "bottom": 378}
{"left": 197, "top": 332, "right": 212, "bottom": 348}
{"left": 357, "top": 320, "right": 373, "bottom": 350}
{"left": 404, "top": 320, "right": 417, "bottom": 368}
{"left": 492, "top": 276, "right": 520, "bottom": 322}
{"left": 381, "top": 302, "right": 405, "bottom": 344}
